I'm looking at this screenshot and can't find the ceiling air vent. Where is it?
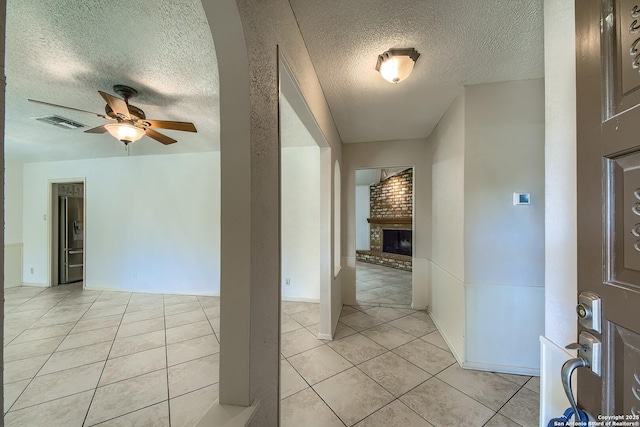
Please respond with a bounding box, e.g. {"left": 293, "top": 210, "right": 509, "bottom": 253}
{"left": 35, "top": 115, "right": 85, "bottom": 130}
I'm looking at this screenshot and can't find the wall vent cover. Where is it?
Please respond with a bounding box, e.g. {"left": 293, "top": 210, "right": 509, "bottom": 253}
{"left": 35, "top": 115, "right": 85, "bottom": 130}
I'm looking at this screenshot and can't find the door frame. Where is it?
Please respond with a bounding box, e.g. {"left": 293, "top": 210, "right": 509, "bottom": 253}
{"left": 278, "top": 55, "right": 334, "bottom": 339}
{"left": 353, "top": 166, "right": 415, "bottom": 307}
{"left": 48, "top": 178, "right": 86, "bottom": 288}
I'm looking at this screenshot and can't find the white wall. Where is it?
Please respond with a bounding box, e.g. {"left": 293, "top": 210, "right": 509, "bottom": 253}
{"left": 5, "top": 162, "right": 23, "bottom": 287}
{"left": 355, "top": 185, "right": 370, "bottom": 251}
{"left": 426, "top": 81, "right": 545, "bottom": 374}
{"left": 541, "top": 0, "right": 578, "bottom": 424}
{"left": 463, "top": 80, "right": 545, "bottom": 373}
{"left": 427, "top": 89, "right": 466, "bottom": 362}
{"left": 22, "top": 152, "right": 220, "bottom": 295}
{"left": 281, "top": 146, "right": 321, "bottom": 301}
{"left": 464, "top": 80, "right": 545, "bottom": 287}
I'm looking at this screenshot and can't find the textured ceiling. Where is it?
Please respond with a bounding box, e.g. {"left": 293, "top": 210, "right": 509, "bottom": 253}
{"left": 288, "top": 0, "right": 545, "bottom": 143}
{"left": 5, "top": 0, "right": 544, "bottom": 163}
{"left": 5, "top": 0, "right": 218, "bottom": 163}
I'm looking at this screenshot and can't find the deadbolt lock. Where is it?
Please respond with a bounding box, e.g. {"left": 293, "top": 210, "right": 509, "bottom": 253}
{"left": 576, "top": 303, "right": 591, "bottom": 320}
{"left": 577, "top": 291, "right": 601, "bottom": 333}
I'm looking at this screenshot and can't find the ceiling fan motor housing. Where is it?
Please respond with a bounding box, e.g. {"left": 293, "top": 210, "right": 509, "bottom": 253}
{"left": 113, "top": 84, "right": 138, "bottom": 101}
{"left": 105, "top": 104, "right": 146, "bottom": 121}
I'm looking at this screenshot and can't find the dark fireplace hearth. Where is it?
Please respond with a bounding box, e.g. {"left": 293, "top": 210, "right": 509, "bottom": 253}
{"left": 382, "top": 229, "right": 412, "bottom": 256}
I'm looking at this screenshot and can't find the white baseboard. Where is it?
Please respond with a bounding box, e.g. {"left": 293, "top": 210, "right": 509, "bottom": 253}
{"left": 281, "top": 297, "right": 320, "bottom": 303}
{"left": 195, "top": 398, "right": 259, "bottom": 427}
{"left": 21, "top": 282, "right": 48, "bottom": 288}
{"left": 427, "top": 306, "right": 465, "bottom": 366}
{"left": 462, "top": 360, "right": 540, "bottom": 376}
{"left": 84, "top": 284, "right": 220, "bottom": 297}
{"left": 317, "top": 333, "right": 332, "bottom": 340}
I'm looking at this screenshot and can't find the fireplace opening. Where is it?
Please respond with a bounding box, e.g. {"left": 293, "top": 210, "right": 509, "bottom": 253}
{"left": 382, "top": 229, "right": 412, "bottom": 257}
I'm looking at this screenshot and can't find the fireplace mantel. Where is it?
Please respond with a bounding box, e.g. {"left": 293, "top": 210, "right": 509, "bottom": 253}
{"left": 367, "top": 217, "right": 412, "bottom": 225}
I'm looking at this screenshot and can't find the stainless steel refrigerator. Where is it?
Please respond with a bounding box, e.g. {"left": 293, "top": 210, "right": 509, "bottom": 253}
{"left": 59, "top": 195, "right": 84, "bottom": 284}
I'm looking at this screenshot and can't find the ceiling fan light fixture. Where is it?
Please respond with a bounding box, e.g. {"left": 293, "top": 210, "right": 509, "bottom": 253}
{"left": 104, "top": 122, "right": 145, "bottom": 144}
{"left": 375, "top": 48, "right": 420, "bottom": 84}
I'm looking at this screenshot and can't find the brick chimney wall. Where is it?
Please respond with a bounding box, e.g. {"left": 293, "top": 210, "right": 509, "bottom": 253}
{"left": 357, "top": 168, "right": 413, "bottom": 271}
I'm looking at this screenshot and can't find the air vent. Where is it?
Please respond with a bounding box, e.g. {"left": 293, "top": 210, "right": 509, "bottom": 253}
{"left": 35, "top": 115, "right": 85, "bottom": 130}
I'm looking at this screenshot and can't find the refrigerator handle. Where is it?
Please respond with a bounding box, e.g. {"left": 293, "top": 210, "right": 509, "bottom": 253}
{"left": 62, "top": 196, "right": 69, "bottom": 282}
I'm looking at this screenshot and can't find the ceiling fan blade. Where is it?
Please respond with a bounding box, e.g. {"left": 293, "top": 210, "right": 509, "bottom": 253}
{"left": 142, "top": 119, "right": 197, "bottom": 133}
{"left": 84, "top": 125, "right": 108, "bottom": 134}
{"left": 98, "top": 91, "right": 130, "bottom": 120}
{"left": 145, "top": 128, "right": 177, "bottom": 145}
{"left": 28, "top": 99, "right": 108, "bottom": 119}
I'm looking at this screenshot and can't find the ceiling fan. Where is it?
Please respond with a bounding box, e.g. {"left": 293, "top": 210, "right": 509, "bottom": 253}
{"left": 28, "top": 85, "right": 197, "bottom": 145}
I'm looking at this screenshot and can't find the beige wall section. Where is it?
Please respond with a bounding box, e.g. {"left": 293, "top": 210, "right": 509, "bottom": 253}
{"left": 343, "top": 139, "right": 431, "bottom": 310}
{"left": 463, "top": 79, "right": 545, "bottom": 374}
{"left": 4, "top": 244, "right": 22, "bottom": 288}
{"left": 201, "top": 0, "right": 343, "bottom": 425}
{"left": 425, "top": 81, "right": 545, "bottom": 374}
{"left": 425, "top": 90, "right": 466, "bottom": 361}
{"left": 5, "top": 162, "right": 23, "bottom": 288}
{"left": 464, "top": 79, "right": 545, "bottom": 288}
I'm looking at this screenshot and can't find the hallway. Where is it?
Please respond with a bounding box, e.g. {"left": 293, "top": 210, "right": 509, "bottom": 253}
{"left": 4, "top": 284, "right": 539, "bottom": 426}
{"left": 281, "top": 301, "right": 539, "bottom": 426}
{"left": 355, "top": 261, "right": 412, "bottom": 308}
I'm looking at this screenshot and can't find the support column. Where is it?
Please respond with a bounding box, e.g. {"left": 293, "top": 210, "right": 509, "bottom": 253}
{"left": 201, "top": 1, "right": 281, "bottom": 425}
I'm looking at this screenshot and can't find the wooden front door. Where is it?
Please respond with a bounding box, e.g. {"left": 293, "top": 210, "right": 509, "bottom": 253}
{"left": 576, "top": 0, "right": 640, "bottom": 419}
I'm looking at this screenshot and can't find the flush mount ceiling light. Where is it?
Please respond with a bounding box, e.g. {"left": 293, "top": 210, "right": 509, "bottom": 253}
{"left": 104, "top": 123, "right": 145, "bottom": 145}
{"left": 375, "top": 48, "right": 420, "bottom": 84}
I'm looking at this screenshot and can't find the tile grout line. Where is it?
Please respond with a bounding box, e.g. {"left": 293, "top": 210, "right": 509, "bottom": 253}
{"left": 286, "top": 302, "right": 479, "bottom": 426}
{"left": 81, "top": 290, "right": 132, "bottom": 427}
{"left": 4, "top": 288, "right": 221, "bottom": 426}
{"left": 3, "top": 287, "right": 47, "bottom": 345}
{"left": 165, "top": 293, "right": 172, "bottom": 427}
{"left": 483, "top": 381, "right": 530, "bottom": 427}
{"left": 5, "top": 286, "right": 102, "bottom": 415}
{"left": 353, "top": 304, "right": 531, "bottom": 426}
{"left": 285, "top": 303, "right": 438, "bottom": 425}
{"left": 3, "top": 285, "right": 63, "bottom": 413}
{"left": 162, "top": 294, "right": 171, "bottom": 427}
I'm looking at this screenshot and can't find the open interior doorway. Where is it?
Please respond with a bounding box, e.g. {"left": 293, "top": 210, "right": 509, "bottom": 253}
{"left": 50, "top": 181, "right": 85, "bottom": 287}
{"left": 354, "top": 167, "right": 413, "bottom": 307}
{"left": 278, "top": 55, "right": 333, "bottom": 353}
{"left": 280, "top": 92, "right": 323, "bottom": 333}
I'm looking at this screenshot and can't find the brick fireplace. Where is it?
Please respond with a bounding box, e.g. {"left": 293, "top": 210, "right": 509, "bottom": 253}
{"left": 356, "top": 168, "right": 413, "bottom": 271}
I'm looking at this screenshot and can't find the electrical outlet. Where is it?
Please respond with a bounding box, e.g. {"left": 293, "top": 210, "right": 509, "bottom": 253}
{"left": 285, "top": 278, "right": 291, "bottom": 286}
{"left": 30, "top": 267, "right": 34, "bottom": 274}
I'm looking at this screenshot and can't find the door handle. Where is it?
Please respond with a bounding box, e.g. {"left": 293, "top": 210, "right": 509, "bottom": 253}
{"left": 561, "top": 356, "right": 589, "bottom": 423}
{"left": 562, "top": 331, "right": 601, "bottom": 423}
{"left": 566, "top": 331, "right": 601, "bottom": 377}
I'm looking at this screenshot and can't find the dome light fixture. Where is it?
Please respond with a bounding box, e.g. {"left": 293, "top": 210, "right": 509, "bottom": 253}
{"left": 104, "top": 123, "right": 146, "bottom": 145}
{"left": 375, "top": 48, "right": 420, "bottom": 84}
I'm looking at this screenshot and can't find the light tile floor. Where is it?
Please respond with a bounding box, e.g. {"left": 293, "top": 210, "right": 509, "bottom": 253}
{"left": 4, "top": 284, "right": 220, "bottom": 427}
{"left": 281, "top": 302, "right": 540, "bottom": 427}
{"left": 355, "top": 261, "right": 412, "bottom": 308}
{"left": 4, "top": 284, "right": 540, "bottom": 426}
